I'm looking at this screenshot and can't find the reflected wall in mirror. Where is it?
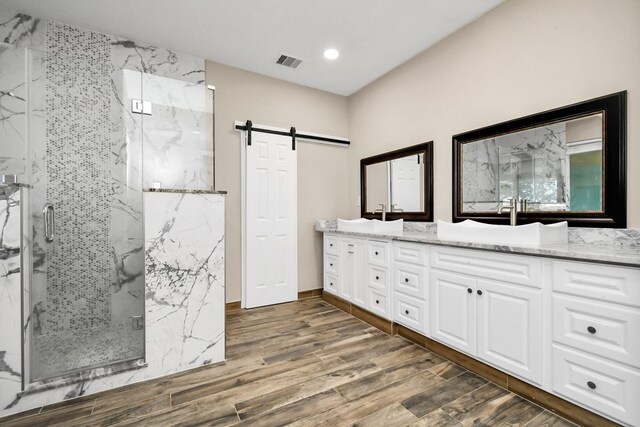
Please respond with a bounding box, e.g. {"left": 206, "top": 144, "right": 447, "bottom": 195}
{"left": 454, "top": 91, "right": 626, "bottom": 227}
{"left": 361, "top": 142, "right": 433, "bottom": 221}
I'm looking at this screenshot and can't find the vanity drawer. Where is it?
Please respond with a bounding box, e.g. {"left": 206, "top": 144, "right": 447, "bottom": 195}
{"left": 324, "top": 272, "right": 339, "bottom": 295}
{"left": 367, "top": 264, "right": 389, "bottom": 291}
{"left": 393, "top": 241, "right": 428, "bottom": 266}
{"left": 552, "top": 344, "right": 640, "bottom": 426}
{"left": 394, "top": 291, "right": 427, "bottom": 334}
{"left": 393, "top": 262, "right": 428, "bottom": 300}
{"left": 324, "top": 254, "right": 340, "bottom": 276}
{"left": 552, "top": 260, "right": 640, "bottom": 307}
{"left": 367, "top": 286, "right": 390, "bottom": 320}
{"left": 367, "top": 240, "right": 390, "bottom": 266}
{"left": 324, "top": 234, "right": 340, "bottom": 255}
{"left": 431, "top": 246, "right": 541, "bottom": 289}
{"left": 553, "top": 294, "right": 640, "bottom": 368}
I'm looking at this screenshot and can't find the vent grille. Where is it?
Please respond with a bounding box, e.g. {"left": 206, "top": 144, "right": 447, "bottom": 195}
{"left": 276, "top": 54, "right": 302, "bottom": 69}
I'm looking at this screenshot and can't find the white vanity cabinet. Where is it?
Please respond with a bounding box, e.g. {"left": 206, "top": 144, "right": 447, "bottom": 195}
{"left": 430, "top": 247, "right": 543, "bottom": 385}
{"left": 322, "top": 228, "right": 640, "bottom": 425}
{"left": 323, "top": 233, "right": 392, "bottom": 319}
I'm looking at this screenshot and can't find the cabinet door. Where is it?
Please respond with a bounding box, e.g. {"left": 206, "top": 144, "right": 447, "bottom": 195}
{"left": 352, "top": 239, "right": 367, "bottom": 308}
{"left": 340, "top": 239, "right": 355, "bottom": 301}
{"left": 476, "top": 279, "right": 542, "bottom": 384}
{"left": 430, "top": 270, "right": 476, "bottom": 355}
{"left": 341, "top": 238, "right": 366, "bottom": 306}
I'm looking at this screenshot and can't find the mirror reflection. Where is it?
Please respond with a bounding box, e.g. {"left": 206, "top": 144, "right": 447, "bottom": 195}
{"left": 461, "top": 113, "right": 603, "bottom": 213}
{"left": 366, "top": 154, "right": 425, "bottom": 213}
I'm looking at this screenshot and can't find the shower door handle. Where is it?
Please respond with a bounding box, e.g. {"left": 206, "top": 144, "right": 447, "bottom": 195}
{"left": 43, "top": 203, "right": 55, "bottom": 243}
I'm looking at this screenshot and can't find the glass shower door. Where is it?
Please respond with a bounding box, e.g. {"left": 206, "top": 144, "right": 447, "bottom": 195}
{"left": 27, "top": 45, "right": 145, "bottom": 382}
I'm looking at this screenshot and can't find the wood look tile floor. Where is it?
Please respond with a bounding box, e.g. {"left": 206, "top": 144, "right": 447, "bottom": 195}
{"left": 0, "top": 298, "right": 576, "bottom": 427}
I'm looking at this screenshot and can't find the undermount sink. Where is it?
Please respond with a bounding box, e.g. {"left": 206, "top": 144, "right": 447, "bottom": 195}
{"left": 437, "top": 220, "right": 568, "bottom": 247}
{"left": 338, "top": 218, "right": 403, "bottom": 234}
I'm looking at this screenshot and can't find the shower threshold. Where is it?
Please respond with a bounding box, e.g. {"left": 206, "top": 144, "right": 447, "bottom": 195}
{"left": 21, "top": 357, "right": 147, "bottom": 397}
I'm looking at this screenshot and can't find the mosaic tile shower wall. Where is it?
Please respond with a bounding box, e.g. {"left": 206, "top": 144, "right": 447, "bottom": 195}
{"left": 44, "top": 21, "right": 112, "bottom": 332}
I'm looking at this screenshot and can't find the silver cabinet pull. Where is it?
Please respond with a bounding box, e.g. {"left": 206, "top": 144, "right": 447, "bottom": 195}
{"left": 43, "top": 203, "right": 55, "bottom": 243}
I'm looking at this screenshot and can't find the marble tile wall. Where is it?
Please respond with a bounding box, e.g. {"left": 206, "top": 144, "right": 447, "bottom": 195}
{"left": 0, "top": 186, "right": 22, "bottom": 412}
{"left": 0, "top": 43, "right": 26, "bottom": 176}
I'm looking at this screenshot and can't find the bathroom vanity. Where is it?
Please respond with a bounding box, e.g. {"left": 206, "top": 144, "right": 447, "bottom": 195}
{"left": 317, "top": 221, "right": 640, "bottom": 426}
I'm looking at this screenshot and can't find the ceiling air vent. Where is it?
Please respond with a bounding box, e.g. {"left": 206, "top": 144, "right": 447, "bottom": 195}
{"left": 276, "top": 54, "right": 302, "bottom": 69}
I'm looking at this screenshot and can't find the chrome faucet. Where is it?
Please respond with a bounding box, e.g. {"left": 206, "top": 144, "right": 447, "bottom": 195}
{"left": 373, "top": 203, "right": 387, "bottom": 221}
{"left": 498, "top": 199, "right": 518, "bottom": 226}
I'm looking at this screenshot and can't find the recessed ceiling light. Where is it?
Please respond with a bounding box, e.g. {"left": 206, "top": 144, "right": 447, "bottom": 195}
{"left": 324, "top": 48, "right": 339, "bottom": 60}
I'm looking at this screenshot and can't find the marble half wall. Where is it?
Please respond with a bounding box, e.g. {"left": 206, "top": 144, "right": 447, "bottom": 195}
{"left": 144, "top": 192, "right": 225, "bottom": 371}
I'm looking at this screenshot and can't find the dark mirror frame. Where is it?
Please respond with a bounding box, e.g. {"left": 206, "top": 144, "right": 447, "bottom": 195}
{"left": 361, "top": 142, "right": 434, "bottom": 222}
{"left": 452, "top": 91, "right": 627, "bottom": 228}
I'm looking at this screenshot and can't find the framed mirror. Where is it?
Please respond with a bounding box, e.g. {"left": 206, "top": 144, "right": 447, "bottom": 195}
{"left": 453, "top": 91, "right": 626, "bottom": 227}
{"left": 361, "top": 142, "right": 433, "bottom": 221}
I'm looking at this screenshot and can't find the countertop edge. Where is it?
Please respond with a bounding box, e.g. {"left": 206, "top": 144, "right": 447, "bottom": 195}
{"left": 143, "top": 188, "right": 227, "bottom": 194}
{"left": 315, "top": 226, "right": 640, "bottom": 268}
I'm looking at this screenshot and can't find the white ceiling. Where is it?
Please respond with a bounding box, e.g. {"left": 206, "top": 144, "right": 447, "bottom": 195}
{"left": 0, "top": 0, "right": 503, "bottom": 95}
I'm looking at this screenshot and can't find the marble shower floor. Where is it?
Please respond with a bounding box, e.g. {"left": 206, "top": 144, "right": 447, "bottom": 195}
{"left": 31, "top": 323, "right": 144, "bottom": 380}
{"left": 1, "top": 298, "right": 576, "bottom": 426}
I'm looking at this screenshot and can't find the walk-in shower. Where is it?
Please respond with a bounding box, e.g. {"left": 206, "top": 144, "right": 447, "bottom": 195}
{"left": 0, "top": 11, "right": 219, "bottom": 418}
{"left": 0, "top": 31, "right": 147, "bottom": 383}
{"left": 0, "top": 23, "right": 151, "bottom": 384}
{"left": 1, "top": 29, "right": 214, "bottom": 385}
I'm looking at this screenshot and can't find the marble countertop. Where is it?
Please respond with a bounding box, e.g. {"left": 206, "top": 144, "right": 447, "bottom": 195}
{"left": 315, "top": 223, "right": 640, "bottom": 267}
{"left": 144, "top": 188, "right": 227, "bottom": 194}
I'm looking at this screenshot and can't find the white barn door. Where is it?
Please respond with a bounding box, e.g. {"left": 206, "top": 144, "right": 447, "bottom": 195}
{"left": 244, "top": 131, "right": 297, "bottom": 308}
